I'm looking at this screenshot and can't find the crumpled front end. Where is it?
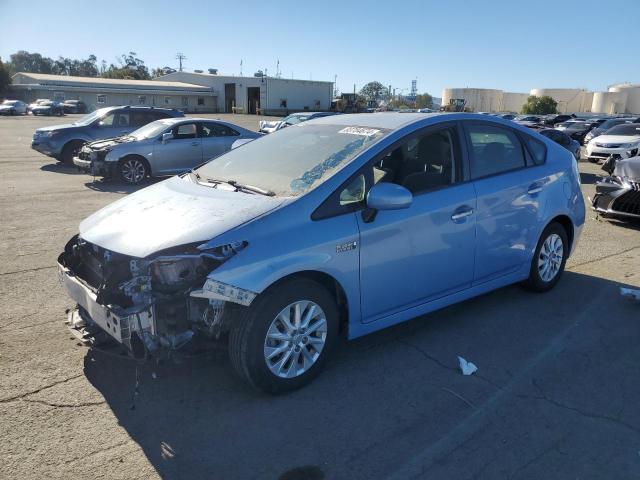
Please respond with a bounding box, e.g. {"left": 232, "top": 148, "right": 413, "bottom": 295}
{"left": 58, "top": 235, "right": 254, "bottom": 357}
{"left": 592, "top": 157, "right": 640, "bottom": 219}
{"left": 73, "top": 143, "right": 116, "bottom": 177}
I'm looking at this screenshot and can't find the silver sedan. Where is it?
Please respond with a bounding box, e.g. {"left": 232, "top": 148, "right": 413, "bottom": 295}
{"left": 74, "top": 118, "right": 261, "bottom": 184}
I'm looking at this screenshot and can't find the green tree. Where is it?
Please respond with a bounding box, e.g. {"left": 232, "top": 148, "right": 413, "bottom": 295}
{"left": 7, "top": 50, "right": 54, "bottom": 74}
{"left": 521, "top": 95, "right": 558, "bottom": 114}
{"left": 0, "top": 59, "right": 11, "bottom": 95}
{"left": 415, "top": 93, "right": 433, "bottom": 109}
{"left": 102, "top": 52, "right": 151, "bottom": 80}
{"left": 359, "top": 81, "right": 388, "bottom": 102}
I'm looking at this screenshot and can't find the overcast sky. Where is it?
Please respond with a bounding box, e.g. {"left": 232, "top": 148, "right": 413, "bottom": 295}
{"left": 1, "top": 0, "right": 638, "bottom": 97}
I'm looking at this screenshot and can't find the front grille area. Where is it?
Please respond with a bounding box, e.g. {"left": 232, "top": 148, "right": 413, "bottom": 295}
{"left": 590, "top": 152, "right": 611, "bottom": 158}
{"left": 612, "top": 190, "right": 640, "bottom": 216}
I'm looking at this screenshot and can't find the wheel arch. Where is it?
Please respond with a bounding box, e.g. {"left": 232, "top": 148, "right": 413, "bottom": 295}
{"left": 260, "top": 270, "right": 350, "bottom": 334}
{"left": 547, "top": 214, "right": 574, "bottom": 253}
{"left": 118, "top": 153, "right": 152, "bottom": 175}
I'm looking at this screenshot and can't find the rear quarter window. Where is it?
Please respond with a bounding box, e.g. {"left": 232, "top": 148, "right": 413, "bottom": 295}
{"left": 522, "top": 135, "right": 547, "bottom": 165}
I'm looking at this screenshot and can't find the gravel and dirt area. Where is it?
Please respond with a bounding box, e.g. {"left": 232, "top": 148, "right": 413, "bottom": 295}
{"left": 1, "top": 113, "right": 639, "bottom": 480}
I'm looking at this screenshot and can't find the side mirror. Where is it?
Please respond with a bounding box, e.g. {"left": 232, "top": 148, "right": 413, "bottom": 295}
{"left": 366, "top": 183, "right": 413, "bottom": 211}
{"left": 162, "top": 132, "right": 173, "bottom": 144}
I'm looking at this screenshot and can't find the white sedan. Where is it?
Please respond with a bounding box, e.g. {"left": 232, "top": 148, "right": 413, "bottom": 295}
{"left": 0, "top": 100, "right": 27, "bottom": 115}
{"left": 586, "top": 123, "right": 640, "bottom": 162}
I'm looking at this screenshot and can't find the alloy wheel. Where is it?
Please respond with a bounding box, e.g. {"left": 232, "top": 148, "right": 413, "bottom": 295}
{"left": 538, "top": 233, "right": 564, "bottom": 282}
{"left": 121, "top": 159, "right": 146, "bottom": 184}
{"left": 263, "top": 300, "right": 327, "bottom": 378}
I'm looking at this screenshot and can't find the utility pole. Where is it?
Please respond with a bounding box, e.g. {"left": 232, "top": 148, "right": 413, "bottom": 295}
{"left": 240, "top": 59, "right": 243, "bottom": 76}
{"left": 334, "top": 74, "right": 338, "bottom": 97}
{"left": 176, "top": 53, "right": 187, "bottom": 72}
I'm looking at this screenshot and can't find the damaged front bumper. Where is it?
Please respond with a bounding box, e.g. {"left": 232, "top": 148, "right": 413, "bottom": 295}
{"left": 591, "top": 176, "right": 640, "bottom": 219}
{"left": 73, "top": 156, "right": 116, "bottom": 177}
{"left": 58, "top": 236, "right": 255, "bottom": 358}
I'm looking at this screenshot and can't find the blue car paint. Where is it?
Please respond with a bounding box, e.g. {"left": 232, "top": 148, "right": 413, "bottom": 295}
{"left": 202, "top": 113, "right": 585, "bottom": 339}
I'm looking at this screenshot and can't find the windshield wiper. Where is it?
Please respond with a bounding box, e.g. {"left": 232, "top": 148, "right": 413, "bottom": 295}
{"left": 199, "top": 177, "right": 275, "bottom": 196}
{"left": 228, "top": 180, "right": 275, "bottom": 196}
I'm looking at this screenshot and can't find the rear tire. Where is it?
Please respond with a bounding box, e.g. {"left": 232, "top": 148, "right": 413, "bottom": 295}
{"left": 523, "top": 222, "right": 568, "bottom": 292}
{"left": 61, "top": 140, "right": 85, "bottom": 164}
{"left": 229, "top": 278, "right": 339, "bottom": 394}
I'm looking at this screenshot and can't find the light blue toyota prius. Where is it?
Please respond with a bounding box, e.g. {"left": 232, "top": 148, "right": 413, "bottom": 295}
{"left": 58, "top": 112, "right": 585, "bottom": 393}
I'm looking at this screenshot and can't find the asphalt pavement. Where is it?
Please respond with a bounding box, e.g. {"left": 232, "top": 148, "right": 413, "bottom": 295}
{"left": 1, "top": 113, "right": 639, "bottom": 480}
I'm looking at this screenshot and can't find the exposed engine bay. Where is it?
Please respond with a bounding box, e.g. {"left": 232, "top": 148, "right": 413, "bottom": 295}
{"left": 58, "top": 235, "right": 251, "bottom": 358}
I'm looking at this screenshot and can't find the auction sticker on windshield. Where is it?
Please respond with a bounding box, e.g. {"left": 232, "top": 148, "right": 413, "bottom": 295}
{"left": 339, "top": 127, "right": 381, "bottom": 136}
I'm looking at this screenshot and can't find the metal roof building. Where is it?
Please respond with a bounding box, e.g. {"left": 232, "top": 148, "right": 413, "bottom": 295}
{"left": 10, "top": 72, "right": 217, "bottom": 113}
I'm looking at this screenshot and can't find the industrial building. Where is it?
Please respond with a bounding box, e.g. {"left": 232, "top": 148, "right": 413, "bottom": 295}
{"left": 9, "top": 71, "right": 334, "bottom": 115}
{"left": 10, "top": 72, "right": 216, "bottom": 112}
{"left": 442, "top": 83, "right": 640, "bottom": 115}
{"left": 157, "top": 71, "right": 333, "bottom": 115}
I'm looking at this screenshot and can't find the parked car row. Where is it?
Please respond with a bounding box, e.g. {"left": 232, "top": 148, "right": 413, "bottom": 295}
{"left": 0, "top": 98, "right": 88, "bottom": 116}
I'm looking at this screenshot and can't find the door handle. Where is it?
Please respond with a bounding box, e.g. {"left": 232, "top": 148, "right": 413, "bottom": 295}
{"left": 527, "top": 183, "right": 543, "bottom": 195}
{"left": 451, "top": 207, "right": 474, "bottom": 221}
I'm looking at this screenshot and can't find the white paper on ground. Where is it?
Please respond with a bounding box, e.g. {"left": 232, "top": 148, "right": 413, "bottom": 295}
{"left": 458, "top": 356, "right": 478, "bottom": 376}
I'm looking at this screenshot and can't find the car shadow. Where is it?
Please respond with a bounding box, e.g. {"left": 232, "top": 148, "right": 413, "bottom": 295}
{"left": 40, "top": 162, "right": 85, "bottom": 175}
{"left": 82, "top": 272, "right": 639, "bottom": 479}
{"left": 600, "top": 216, "right": 640, "bottom": 231}
{"left": 84, "top": 177, "right": 162, "bottom": 194}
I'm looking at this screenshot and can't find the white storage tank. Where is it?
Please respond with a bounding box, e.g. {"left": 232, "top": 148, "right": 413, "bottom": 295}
{"left": 592, "top": 91, "right": 629, "bottom": 114}
{"left": 502, "top": 92, "right": 528, "bottom": 113}
{"left": 608, "top": 83, "right": 640, "bottom": 114}
{"left": 441, "top": 88, "right": 503, "bottom": 112}
{"left": 529, "top": 88, "right": 590, "bottom": 113}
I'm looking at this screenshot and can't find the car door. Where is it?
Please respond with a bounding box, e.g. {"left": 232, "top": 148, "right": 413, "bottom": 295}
{"left": 91, "top": 110, "right": 131, "bottom": 140}
{"left": 355, "top": 124, "right": 477, "bottom": 323}
{"left": 463, "top": 121, "right": 549, "bottom": 284}
{"left": 152, "top": 122, "right": 203, "bottom": 174}
{"left": 200, "top": 122, "right": 240, "bottom": 161}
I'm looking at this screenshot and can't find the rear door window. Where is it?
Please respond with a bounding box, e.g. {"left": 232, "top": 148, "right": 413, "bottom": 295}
{"left": 465, "top": 123, "right": 526, "bottom": 178}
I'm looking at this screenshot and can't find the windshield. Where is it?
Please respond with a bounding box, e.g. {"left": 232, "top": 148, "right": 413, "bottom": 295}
{"left": 283, "top": 114, "right": 310, "bottom": 125}
{"left": 73, "top": 108, "right": 112, "bottom": 126}
{"left": 195, "top": 123, "right": 389, "bottom": 196}
{"left": 603, "top": 124, "right": 640, "bottom": 136}
{"left": 129, "top": 120, "right": 173, "bottom": 140}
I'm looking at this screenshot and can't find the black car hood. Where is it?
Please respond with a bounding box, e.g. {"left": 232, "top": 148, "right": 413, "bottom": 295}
{"left": 613, "top": 157, "right": 640, "bottom": 181}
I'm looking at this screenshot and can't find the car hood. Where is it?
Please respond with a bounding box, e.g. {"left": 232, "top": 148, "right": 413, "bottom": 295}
{"left": 259, "top": 120, "right": 285, "bottom": 131}
{"left": 613, "top": 157, "right": 640, "bottom": 181}
{"left": 79, "top": 175, "right": 286, "bottom": 258}
{"left": 0, "top": 105, "right": 14, "bottom": 110}
{"left": 594, "top": 135, "right": 640, "bottom": 145}
{"left": 35, "top": 123, "right": 76, "bottom": 133}
{"left": 86, "top": 136, "right": 137, "bottom": 150}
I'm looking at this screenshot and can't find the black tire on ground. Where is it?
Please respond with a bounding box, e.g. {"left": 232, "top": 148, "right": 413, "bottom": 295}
{"left": 587, "top": 157, "right": 599, "bottom": 163}
{"left": 228, "top": 278, "right": 339, "bottom": 394}
{"left": 523, "top": 222, "right": 569, "bottom": 293}
{"left": 118, "top": 156, "right": 149, "bottom": 185}
{"left": 60, "top": 140, "right": 85, "bottom": 164}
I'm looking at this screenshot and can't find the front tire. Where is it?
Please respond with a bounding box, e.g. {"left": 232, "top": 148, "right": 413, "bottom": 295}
{"left": 61, "top": 140, "right": 85, "bottom": 164}
{"left": 118, "top": 156, "right": 149, "bottom": 185}
{"left": 524, "top": 222, "right": 568, "bottom": 292}
{"left": 229, "top": 278, "right": 339, "bottom": 394}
